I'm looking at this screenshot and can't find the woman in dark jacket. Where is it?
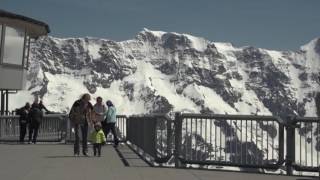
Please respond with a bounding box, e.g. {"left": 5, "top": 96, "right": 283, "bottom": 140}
{"left": 28, "top": 103, "right": 43, "bottom": 144}
{"left": 69, "top": 93, "right": 94, "bottom": 156}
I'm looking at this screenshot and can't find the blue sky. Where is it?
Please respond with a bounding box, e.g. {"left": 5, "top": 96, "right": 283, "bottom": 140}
{"left": 1, "top": 0, "right": 320, "bottom": 50}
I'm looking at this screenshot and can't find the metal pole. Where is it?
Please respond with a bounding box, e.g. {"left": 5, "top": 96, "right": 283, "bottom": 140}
{"left": 0, "top": 90, "right": 4, "bottom": 115}
{"left": 278, "top": 120, "right": 285, "bottom": 164}
{"left": 5, "top": 90, "right": 8, "bottom": 115}
{"left": 167, "top": 119, "right": 173, "bottom": 157}
{"left": 174, "top": 112, "right": 182, "bottom": 168}
{"left": 285, "top": 116, "right": 296, "bottom": 176}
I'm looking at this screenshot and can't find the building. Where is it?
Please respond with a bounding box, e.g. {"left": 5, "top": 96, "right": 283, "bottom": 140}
{"left": 0, "top": 9, "right": 50, "bottom": 115}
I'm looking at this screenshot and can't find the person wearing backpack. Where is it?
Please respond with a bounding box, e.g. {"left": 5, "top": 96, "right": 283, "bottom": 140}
{"left": 69, "top": 93, "right": 94, "bottom": 156}
{"left": 17, "top": 103, "right": 31, "bottom": 143}
{"left": 28, "top": 102, "right": 43, "bottom": 144}
{"left": 104, "top": 100, "right": 119, "bottom": 147}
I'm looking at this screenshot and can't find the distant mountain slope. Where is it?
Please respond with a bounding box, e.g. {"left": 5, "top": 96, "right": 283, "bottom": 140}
{"left": 10, "top": 29, "right": 320, "bottom": 119}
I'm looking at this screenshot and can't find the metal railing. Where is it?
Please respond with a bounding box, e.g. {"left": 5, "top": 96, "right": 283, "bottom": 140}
{"left": 0, "top": 112, "right": 319, "bottom": 176}
{"left": 126, "top": 114, "right": 173, "bottom": 163}
{"left": 125, "top": 113, "right": 319, "bottom": 176}
{"left": 0, "top": 114, "right": 66, "bottom": 142}
{"left": 286, "top": 116, "right": 320, "bottom": 174}
{"left": 115, "top": 115, "right": 127, "bottom": 142}
{"left": 65, "top": 115, "right": 127, "bottom": 142}
{"left": 174, "top": 113, "right": 285, "bottom": 169}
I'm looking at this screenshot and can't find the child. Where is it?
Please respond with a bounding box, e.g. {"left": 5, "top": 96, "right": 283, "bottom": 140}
{"left": 90, "top": 123, "right": 106, "bottom": 156}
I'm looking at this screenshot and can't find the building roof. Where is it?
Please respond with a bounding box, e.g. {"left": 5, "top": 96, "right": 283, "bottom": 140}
{"left": 0, "top": 9, "right": 50, "bottom": 37}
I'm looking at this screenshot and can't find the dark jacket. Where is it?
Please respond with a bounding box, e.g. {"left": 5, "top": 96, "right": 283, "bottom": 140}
{"left": 69, "top": 100, "right": 93, "bottom": 125}
{"left": 29, "top": 105, "right": 43, "bottom": 124}
{"left": 17, "top": 107, "right": 30, "bottom": 124}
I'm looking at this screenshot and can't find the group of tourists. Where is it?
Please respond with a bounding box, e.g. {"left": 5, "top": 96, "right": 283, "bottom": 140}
{"left": 17, "top": 99, "right": 50, "bottom": 144}
{"left": 68, "top": 93, "right": 118, "bottom": 157}
{"left": 17, "top": 93, "right": 118, "bottom": 157}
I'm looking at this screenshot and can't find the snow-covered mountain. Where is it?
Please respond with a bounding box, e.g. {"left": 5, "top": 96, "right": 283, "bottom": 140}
{"left": 10, "top": 28, "right": 320, "bottom": 119}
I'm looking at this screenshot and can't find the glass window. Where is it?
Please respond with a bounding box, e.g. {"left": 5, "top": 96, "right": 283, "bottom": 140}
{"left": 2, "top": 26, "right": 25, "bottom": 66}
{"left": 0, "top": 25, "right": 2, "bottom": 56}
{"left": 24, "top": 35, "right": 30, "bottom": 69}
{"left": 0, "top": 24, "right": 2, "bottom": 48}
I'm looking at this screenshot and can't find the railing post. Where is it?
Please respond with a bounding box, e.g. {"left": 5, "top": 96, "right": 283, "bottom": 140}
{"left": 126, "top": 116, "right": 128, "bottom": 142}
{"left": 285, "top": 116, "right": 296, "bottom": 176}
{"left": 174, "top": 112, "right": 182, "bottom": 168}
{"left": 277, "top": 117, "right": 285, "bottom": 165}
{"left": 167, "top": 119, "right": 173, "bottom": 157}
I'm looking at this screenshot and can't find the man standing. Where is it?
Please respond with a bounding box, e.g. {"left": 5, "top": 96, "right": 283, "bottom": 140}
{"left": 28, "top": 102, "right": 43, "bottom": 144}
{"left": 17, "top": 103, "right": 31, "bottom": 143}
{"left": 104, "top": 100, "right": 119, "bottom": 147}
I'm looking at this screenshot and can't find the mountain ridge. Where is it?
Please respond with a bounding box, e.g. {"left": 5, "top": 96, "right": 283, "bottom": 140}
{"left": 9, "top": 29, "right": 320, "bottom": 119}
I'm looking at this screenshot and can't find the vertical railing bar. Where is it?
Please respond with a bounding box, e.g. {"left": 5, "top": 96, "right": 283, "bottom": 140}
{"left": 245, "top": 119, "right": 247, "bottom": 165}
{"left": 200, "top": 117, "right": 203, "bottom": 161}
{"left": 318, "top": 121, "right": 319, "bottom": 167}
{"left": 195, "top": 118, "right": 198, "bottom": 161}
{"left": 225, "top": 119, "right": 227, "bottom": 163}
{"left": 305, "top": 122, "right": 307, "bottom": 167}
{"left": 235, "top": 120, "right": 238, "bottom": 164}
{"left": 185, "top": 115, "right": 188, "bottom": 159}
{"left": 156, "top": 118, "right": 165, "bottom": 155}
{"left": 215, "top": 119, "right": 217, "bottom": 161}
{"left": 191, "top": 117, "right": 193, "bottom": 161}
{"left": 267, "top": 120, "right": 269, "bottom": 162}
{"left": 229, "top": 119, "right": 231, "bottom": 163}
{"left": 209, "top": 118, "right": 212, "bottom": 161}
{"left": 272, "top": 120, "right": 275, "bottom": 162}
{"left": 255, "top": 120, "right": 258, "bottom": 165}
{"left": 261, "top": 122, "right": 263, "bottom": 165}
{"left": 250, "top": 120, "right": 253, "bottom": 164}
{"left": 300, "top": 122, "right": 302, "bottom": 166}
{"left": 311, "top": 122, "right": 313, "bottom": 168}
{"left": 240, "top": 120, "right": 242, "bottom": 164}
{"left": 220, "top": 119, "right": 222, "bottom": 162}
{"left": 205, "top": 118, "right": 207, "bottom": 162}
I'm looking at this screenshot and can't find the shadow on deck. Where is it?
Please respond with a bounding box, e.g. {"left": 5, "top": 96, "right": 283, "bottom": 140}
{"left": 0, "top": 144, "right": 314, "bottom": 180}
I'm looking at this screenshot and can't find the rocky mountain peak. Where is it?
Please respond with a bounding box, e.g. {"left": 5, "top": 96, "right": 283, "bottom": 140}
{"left": 9, "top": 29, "right": 320, "bottom": 119}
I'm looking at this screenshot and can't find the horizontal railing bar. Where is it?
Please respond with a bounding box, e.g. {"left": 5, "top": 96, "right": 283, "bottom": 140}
{"left": 293, "top": 117, "right": 320, "bottom": 123}
{"left": 180, "top": 113, "right": 284, "bottom": 123}
{"left": 292, "top": 164, "right": 320, "bottom": 172}
{"left": 180, "top": 159, "right": 283, "bottom": 169}
{"left": 129, "top": 114, "right": 173, "bottom": 121}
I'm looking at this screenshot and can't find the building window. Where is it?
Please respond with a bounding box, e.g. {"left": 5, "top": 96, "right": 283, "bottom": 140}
{"left": 0, "top": 25, "right": 2, "bottom": 57}
{"left": 2, "top": 26, "right": 25, "bottom": 66}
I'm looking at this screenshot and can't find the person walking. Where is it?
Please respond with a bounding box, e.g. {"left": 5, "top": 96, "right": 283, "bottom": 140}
{"left": 28, "top": 102, "right": 43, "bottom": 144}
{"left": 104, "top": 100, "right": 119, "bottom": 147}
{"left": 93, "top": 97, "right": 107, "bottom": 124}
{"left": 17, "top": 103, "right": 31, "bottom": 143}
{"left": 69, "top": 93, "right": 93, "bottom": 156}
{"left": 90, "top": 123, "right": 106, "bottom": 157}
